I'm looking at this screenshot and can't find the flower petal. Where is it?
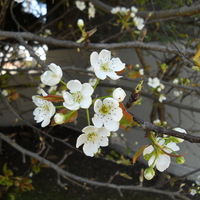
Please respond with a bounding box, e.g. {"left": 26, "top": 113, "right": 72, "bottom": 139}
{"left": 80, "top": 96, "right": 92, "bottom": 109}
{"left": 76, "top": 134, "right": 87, "bottom": 148}
{"left": 90, "top": 51, "right": 100, "bottom": 70}
{"left": 99, "top": 49, "right": 111, "bottom": 63}
{"left": 94, "top": 69, "right": 107, "bottom": 80}
{"left": 48, "top": 63, "right": 63, "bottom": 78}
{"left": 109, "top": 57, "right": 125, "bottom": 71}
{"left": 143, "top": 145, "right": 154, "bottom": 156}
{"left": 94, "top": 99, "right": 102, "bottom": 113}
{"left": 156, "top": 154, "right": 170, "bottom": 172}
{"left": 110, "top": 107, "right": 123, "bottom": 121}
{"left": 83, "top": 141, "right": 98, "bottom": 157}
{"left": 67, "top": 80, "right": 82, "bottom": 93}
{"left": 81, "top": 83, "right": 94, "bottom": 96}
{"left": 97, "top": 127, "right": 110, "bottom": 137}
{"left": 92, "top": 114, "right": 103, "bottom": 128}
{"left": 103, "top": 115, "right": 119, "bottom": 131}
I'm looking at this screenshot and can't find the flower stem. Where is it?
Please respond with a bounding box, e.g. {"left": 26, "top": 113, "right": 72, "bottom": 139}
{"left": 93, "top": 78, "right": 100, "bottom": 90}
{"left": 55, "top": 106, "right": 64, "bottom": 108}
{"left": 60, "top": 80, "right": 67, "bottom": 86}
{"left": 86, "top": 109, "right": 90, "bottom": 126}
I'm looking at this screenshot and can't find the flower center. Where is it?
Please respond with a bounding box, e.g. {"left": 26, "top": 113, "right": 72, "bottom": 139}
{"left": 72, "top": 91, "right": 83, "bottom": 103}
{"left": 100, "top": 62, "right": 110, "bottom": 72}
{"left": 51, "top": 74, "right": 57, "bottom": 78}
{"left": 87, "top": 132, "right": 97, "bottom": 142}
{"left": 100, "top": 105, "right": 110, "bottom": 114}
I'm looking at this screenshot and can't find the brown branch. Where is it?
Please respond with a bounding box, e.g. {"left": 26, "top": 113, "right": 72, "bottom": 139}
{"left": 90, "top": 0, "right": 200, "bottom": 20}
{"left": 0, "top": 31, "right": 196, "bottom": 56}
{"left": 130, "top": 112, "right": 200, "bottom": 143}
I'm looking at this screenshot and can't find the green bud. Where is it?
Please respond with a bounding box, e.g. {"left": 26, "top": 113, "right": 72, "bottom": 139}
{"left": 143, "top": 153, "right": 152, "bottom": 160}
{"left": 144, "top": 167, "right": 155, "bottom": 180}
{"left": 176, "top": 156, "right": 185, "bottom": 164}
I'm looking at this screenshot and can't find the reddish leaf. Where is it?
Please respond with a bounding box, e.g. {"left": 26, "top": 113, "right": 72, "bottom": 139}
{"left": 119, "top": 102, "right": 133, "bottom": 129}
{"left": 38, "top": 95, "right": 64, "bottom": 102}
{"left": 132, "top": 145, "right": 147, "bottom": 163}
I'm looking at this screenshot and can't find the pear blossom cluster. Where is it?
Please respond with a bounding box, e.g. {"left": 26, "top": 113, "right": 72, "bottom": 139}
{"left": 142, "top": 129, "right": 186, "bottom": 180}
{"left": 32, "top": 49, "right": 126, "bottom": 157}
{"left": 31, "top": 49, "right": 187, "bottom": 180}
{"left": 75, "top": 1, "right": 96, "bottom": 19}
{"left": 111, "top": 6, "right": 144, "bottom": 30}
{"left": 148, "top": 77, "right": 166, "bottom": 103}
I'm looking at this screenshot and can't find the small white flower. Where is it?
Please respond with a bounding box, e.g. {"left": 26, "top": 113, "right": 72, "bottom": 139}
{"left": 111, "top": 6, "right": 120, "bottom": 14}
{"left": 173, "top": 127, "right": 187, "bottom": 143}
{"left": 76, "top": 126, "right": 110, "bottom": 157}
{"left": 88, "top": 2, "right": 95, "bottom": 19}
{"left": 112, "top": 88, "right": 126, "bottom": 102}
{"left": 1, "top": 89, "right": 8, "bottom": 97}
{"left": 32, "top": 89, "right": 56, "bottom": 127}
{"left": 75, "top": 0, "right": 86, "bottom": 11}
{"left": 153, "top": 119, "right": 161, "bottom": 125}
{"left": 173, "top": 78, "right": 179, "bottom": 84}
{"left": 92, "top": 97, "right": 123, "bottom": 131}
{"left": 148, "top": 77, "right": 160, "bottom": 88}
{"left": 143, "top": 137, "right": 180, "bottom": 172}
{"left": 174, "top": 90, "right": 182, "bottom": 97}
{"left": 77, "top": 19, "right": 84, "bottom": 28}
{"left": 139, "top": 69, "right": 144, "bottom": 75}
{"left": 119, "top": 7, "right": 130, "bottom": 15}
{"left": 133, "top": 16, "right": 145, "bottom": 30}
{"left": 63, "top": 80, "right": 94, "bottom": 110}
{"left": 190, "top": 189, "right": 197, "bottom": 196}
{"left": 90, "top": 49, "right": 125, "bottom": 80}
{"left": 144, "top": 168, "right": 155, "bottom": 180}
{"left": 54, "top": 113, "right": 65, "bottom": 124}
{"left": 131, "top": 6, "right": 138, "bottom": 13}
{"left": 40, "top": 63, "right": 63, "bottom": 86}
{"left": 159, "top": 94, "right": 166, "bottom": 103}
{"left": 89, "top": 78, "right": 97, "bottom": 86}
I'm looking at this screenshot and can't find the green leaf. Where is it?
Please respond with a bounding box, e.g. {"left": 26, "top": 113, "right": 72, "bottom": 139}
{"left": 32, "top": 165, "right": 40, "bottom": 174}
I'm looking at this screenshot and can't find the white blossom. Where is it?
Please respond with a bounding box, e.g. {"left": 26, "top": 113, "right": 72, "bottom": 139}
{"left": 173, "top": 78, "right": 179, "bottom": 84}
{"left": 90, "top": 49, "right": 125, "bottom": 80}
{"left": 77, "top": 19, "right": 84, "bottom": 28}
{"left": 139, "top": 69, "right": 144, "bottom": 75}
{"left": 159, "top": 94, "right": 166, "bottom": 103}
{"left": 119, "top": 7, "right": 130, "bottom": 15}
{"left": 131, "top": 6, "right": 138, "bottom": 13}
{"left": 143, "top": 137, "right": 180, "bottom": 172}
{"left": 76, "top": 126, "right": 110, "bottom": 157}
{"left": 148, "top": 77, "right": 160, "bottom": 88}
{"left": 133, "top": 16, "right": 145, "bottom": 30}
{"left": 1, "top": 89, "right": 8, "bottom": 97}
{"left": 63, "top": 80, "right": 94, "bottom": 110}
{"left": 190, "top": 189, "right": 197, "bottom": 196}
{"left": 75, "top": 1, "right": 86, "bottom": 11}
{"left": 111, "top": 6, "right": 120, "bottom": 14}
{"left": 112, "top": 87, "right": 126, "bottom": 102}
{"left": 89, "top": 78, "right": 97, "bottom": 86}
{"left": 173, "top": 127, "right": 187, "bottom": 143}
{"left": 40, "top": 63, "right": 63, "bottom": 86}
{"left": 32, "top": 89, "right": 55, "bottom": 127}
{"left": 174, "top": 90, "right": 182, "bottom": 97}
{"left": 88, "top": 2, "right": 95, "bottom": 19}
{"left": 92, "top": 97, "right": 123, "bottom": 131}
{"left": 153, "top": 119, "right": 161, "bottom": 125}
{"left": 14, "top": 0, "right": 32, "bottom": 3}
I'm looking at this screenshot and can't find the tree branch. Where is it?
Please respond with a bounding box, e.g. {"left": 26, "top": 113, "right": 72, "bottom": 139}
{"left": 0, "top": 132, "right": 190, "bottom": 200}
{"left": 0, "top": 31, "right": 196, "bottom": 56}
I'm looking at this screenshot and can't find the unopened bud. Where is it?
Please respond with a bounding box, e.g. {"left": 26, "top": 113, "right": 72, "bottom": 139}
{"left": 176, "top": 156, "right": 185, "bottom": 164}
{"left": 54, "top": 113, "right": 65, "bottom": 124}
{"left": 112, "top": 87, "right": 126, "bottom": 102}
{"left": 77, "top": 19, "right": 84, "bottom": 28}
{"left": 144, "top": 167, "right": 155, "bottom": 180}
